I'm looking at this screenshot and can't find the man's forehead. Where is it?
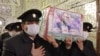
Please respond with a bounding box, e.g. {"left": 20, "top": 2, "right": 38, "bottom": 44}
{"left": 24, "top": 20, "right": 39, "bottom": 24}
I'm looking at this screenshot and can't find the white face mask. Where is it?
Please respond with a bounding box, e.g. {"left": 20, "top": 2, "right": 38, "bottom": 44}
{"left": 83, "top": 31, "right": 89, "bottom": 40}
{"left": 9, "top": 31, "right": 21, "bottom": 37}
{"left": 25, "top": 24, "right": 39, "bottom": 36}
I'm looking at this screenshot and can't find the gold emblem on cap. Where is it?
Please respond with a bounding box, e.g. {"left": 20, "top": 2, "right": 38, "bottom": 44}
{"left": 87, "top": 26, "right": 89, "bottom": 29}
{"left": 32, "top": 14, "right": 36, "bottom": 18}
{"left": 17, "top": 26, "right": 19, "bottom": 28}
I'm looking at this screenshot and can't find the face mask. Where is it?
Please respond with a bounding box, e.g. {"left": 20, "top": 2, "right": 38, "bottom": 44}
{"left": 15, "top": 32, "right": 21, "bottom": 35}
{"left": 83, "top": 31, "right": 89, "bottom": 40}
{"left": 25, "top": 24, "right": 39, "bottom": 36}
{"left": 9, "top": 31, "right": 21, "bottom": 37}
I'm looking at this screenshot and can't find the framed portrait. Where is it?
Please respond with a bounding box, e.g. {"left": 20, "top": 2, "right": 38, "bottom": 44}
{"left": 40, "top": 7, "right": 83, "bottom": 41}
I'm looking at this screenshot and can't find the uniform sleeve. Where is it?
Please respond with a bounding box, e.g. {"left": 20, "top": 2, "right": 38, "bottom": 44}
{"left": 2, "top": 40, "right": 16, "bottom": 56}
{"left": 80, "top": 41, "right": 97, "bottom": 56}
{"left": 53, "top": 47, "right": 61, "bottom": 56}
{"left": 48, "top": 42, "right": 60, "bottom": 56}
{"left": 49, "top": 40, "right": 62, "bottom": 56}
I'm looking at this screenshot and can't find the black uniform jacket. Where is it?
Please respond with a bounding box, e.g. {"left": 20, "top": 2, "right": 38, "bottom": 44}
{"left": 57, "top": 40, "right": 97, "bottom": 56}
{"left": 0, "top": 32, "right": 11, "bottom": 56}
{"left": 59, "top": 42, "right": 74, "bottom": 56}
{"left": 2, "top": 32, "right": 58, "bottom": 56}
{"left": 71, "top": 40, "right": 97, "bottom": 56}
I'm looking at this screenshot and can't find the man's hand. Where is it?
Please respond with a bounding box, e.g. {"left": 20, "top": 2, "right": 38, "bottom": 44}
{"left": 45, "top": 35, "right": 58, "bottom": 48}
{"left": 31, "top": 43, "right": 45, "bottom": 56}
{"left": 76, "top": 38, "right": 84, "bottom": 51}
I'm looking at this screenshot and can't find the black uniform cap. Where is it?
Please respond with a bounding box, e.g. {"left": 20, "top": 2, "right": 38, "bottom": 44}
{"left": 83, "top": 22, "right": 93, "bottom": 32}
{"left": 5, "top": 23, "right": 14, "bottom": 31}
{"left": 17, "top": 9, "right": 42, "bottom": 22}
{"left": 11, "top": 22, "right": 22, "bottom": 31}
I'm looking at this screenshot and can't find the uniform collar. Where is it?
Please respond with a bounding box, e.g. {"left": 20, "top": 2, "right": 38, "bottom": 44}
{"left": 21, "top": 31, "right": 34, "bottom": 43}
{"left": 21, "top": 31, "right": 40, "bottom": 43}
